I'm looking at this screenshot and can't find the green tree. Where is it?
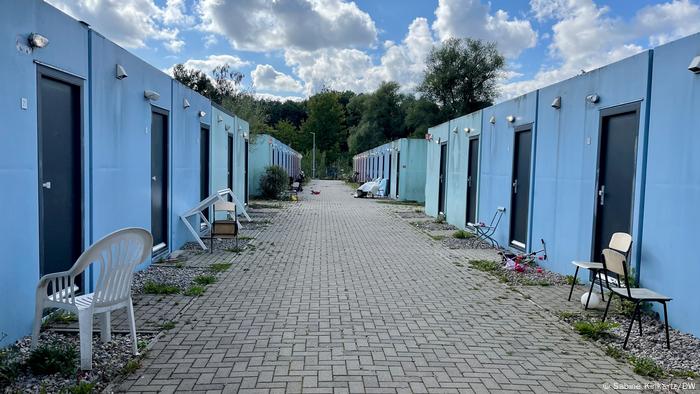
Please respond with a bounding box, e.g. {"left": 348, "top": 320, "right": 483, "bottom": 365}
{"left": 418, "top": 38, "right": 504, "bottom": 117}
{"left": 301, "top": 91, "right": 345, "bottom": 166}
{"left": 172, "top": 63, "right": 245, "bottom": 105}
{"left": 402, "top": 96, "right": 445, "bottom": 138}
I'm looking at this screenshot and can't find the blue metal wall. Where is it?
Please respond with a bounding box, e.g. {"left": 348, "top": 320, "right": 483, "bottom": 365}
{"left": 0, "top": 0, "right": 89, "bottom": 346}
{"left": 90, "top": 31, "right": 172, "bottom": 269}
{"left": 425, "top": 122, "right": 451, "bottom": 217}
{"left": 0, "top": 0, "right": 248, "bottom": 345}
{"left": 445, "top": 113, "right": 483, "bottom": 229}
{"left": 533, "top": 52, "right": 651, "bottom": 276}
{"left": 248, "top": 134, "right": 300, "bottom": 197}
{"left": 641, "top": 34, "right": 700, "bottom": 335}
{"left": 171, "top": 81, "right": 211, "bottom": 250}
{"left": 397, "top": 139, "right": 428, "bottom": 203}
{"left": 479, "top": 91, "right": 539, "bottom": 247}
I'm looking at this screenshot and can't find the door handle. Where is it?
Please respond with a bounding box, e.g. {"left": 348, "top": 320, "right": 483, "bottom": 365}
{"left": 598, "top": 185, "right": 605, "bottom": 206}
{"left": 42, "top": 181, "right": 51, "bottom": 189}
{"left": 467, "top": 176, "right": 472, "bottom": 188}
{"left": 512, "top": 179, "right": 518, "bottom": 194}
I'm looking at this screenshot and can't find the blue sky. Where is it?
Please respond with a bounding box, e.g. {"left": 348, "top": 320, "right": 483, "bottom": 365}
{"left": 48, "top": 0, "right": 700, "bottom": 101}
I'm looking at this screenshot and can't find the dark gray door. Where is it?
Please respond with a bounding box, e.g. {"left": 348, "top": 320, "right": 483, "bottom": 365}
{"left": 227, "top": 134, "right": 233, "bottom": 190}
{"left": 38, "top": 70, "right": 82, "bottom": 277}
{"left": 200, "top": 127, "right": 210, "bottom": 219}
{"left": 593, "top": 105, "right": 639, "bottom": 260}
{"left": 387, "top": 154, "right": 392, "bottom": 197}
{"left": 438, "top": 143, "right": 448, "bottom": 215}
{"left": 466, "top": 137, "right": 479, "bottom": 224}
{"left": 509, "top": 128, "right": 532, "bottom": 248}
{"left": 244, "top": 141, "right": 249, "bottom": 204}
{"left": 151, "top": 110, "right": 168, "bottom": 253}
{"left": 395, "top": 152, "right": 401, "bottom": 198}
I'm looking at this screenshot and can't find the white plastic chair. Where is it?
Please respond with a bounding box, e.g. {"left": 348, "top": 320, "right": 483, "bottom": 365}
{"left": 32, "top": 228, "right": 152, "bottom": 370}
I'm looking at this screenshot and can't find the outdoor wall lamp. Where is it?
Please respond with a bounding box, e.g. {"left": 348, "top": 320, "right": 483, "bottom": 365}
{"left": 452, "top": 127, "right": 458, "bottom": 134}
{"left": 243, "top": 131, "right": 249, "bottom": 139}
{"left": 217, "top": 115, "right": 223, "bottom": 123}
{"left": 183, "top": 98, "right": 190, "bottom": 109}
{"left": 116, "top": 64, "right": 128, "bottom": 80}
{"left": 688, "top": 56, "right": 700, "bottom": 73}
{"left": 506, "top": 115, "right": 516, "bottom": 123}
{"left": 225, "top": 124, "right": 231, "bottom": 131}
{"left": 28, "top": 33, "right": 49, "bottom": 48}
{"left": 464, "top": 127, "right": 475, "bottom": 134}
{"left": 586, "top": 94, "right": 600, "bottom": 104}
{"left": 551, "top": 96, "right": 561, "bottom": 109}
{"left": 144, "top": 90, "right": 160, "bottom": 101}
{"left": 436, "top": 137, "right": 442, "bottom": 144}
{"left": 198, "top": 110, "right": 206, "bottom": 118}
{"left": 489, "top": 115, "right": 496, "bottom": 124}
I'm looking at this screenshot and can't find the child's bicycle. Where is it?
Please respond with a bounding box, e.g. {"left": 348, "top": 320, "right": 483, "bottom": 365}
{"left": 498, "top": 239, "right": 547, "bottom": 270}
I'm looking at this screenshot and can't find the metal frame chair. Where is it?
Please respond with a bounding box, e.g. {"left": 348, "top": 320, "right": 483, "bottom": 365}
{"left": 568, "top": 232, "right": 632, "bottom": 309}
{"left": 467, "top": 207, "right": 505, "bottom": 248}
{"left": 600, "top": 248, "right": 672, "bottom": 349}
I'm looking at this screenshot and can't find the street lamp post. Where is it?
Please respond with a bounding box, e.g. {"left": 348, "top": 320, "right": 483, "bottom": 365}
{"left": 310, "top": 132, "right": 316, "bottom": 179}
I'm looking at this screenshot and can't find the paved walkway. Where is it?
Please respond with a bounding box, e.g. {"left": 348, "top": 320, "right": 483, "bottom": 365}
{"left": 119, "top": 180, "right": 644, "bottom": 393}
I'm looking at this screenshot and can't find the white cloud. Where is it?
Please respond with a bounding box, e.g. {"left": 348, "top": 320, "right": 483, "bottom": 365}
{"left": 502, "top": 0, "right": 700, "bottom": 99}
{"left": 252, "top": 64, "right": 304, "bottom": 93}
{"left": 284, "top": 17, "right": 435, "bottom": 96}
{"left": 165, "top": 54, "right": 251, "bottom": 78}
{"left": 197, "top": 0, "right": 377, "bottom": 52}
{"left": 163, "top": 0, "right": 194, "bottom": 26}
{"left": 635, "top": 0, "right": 700, "bottom": 46}
{"left": 165, "top": 39, "right": 186, "bottom": 53}
{"left": 255, "top": 93, "right": 305, "bottom": 102}
{"left": 46, "top": 0, "right": 183, "bottom": 50}
{"left": 432, "top": 0, "right": 537, "bottom": 58}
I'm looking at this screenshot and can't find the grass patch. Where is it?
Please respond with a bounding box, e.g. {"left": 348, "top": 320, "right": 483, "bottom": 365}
{"left": 184, "top": 285, "right": 205, "bottom": 296}
{"left": 0, "top": 348, "right": 21, "bottom": 386}
{"left": 452, "top": 229, "right": 473, "bottom": 239}
{"left": 556, "top": 311, "right": 580, "bottom": 320}
{"left": 573, "top": 320, "right": 619, "bottom": 341}
{"left": 194, "top": 275, "right": 216, "bottom": 285}
{"left": 565, "top": 275, "right": 580, "bottom": 285}
{"left": 42, "top": 311, "right": 77, "bottom": 328}
{"left": 143, "top": 281, "right": 180, "bottom": 295}
{"left": 630, "top": 356, "right": 665, "bottom": 379}
{"left": 27, "top": 343, "right": 78, "bottom": 376}
{"left": 174, "top": 262, "right": 185, "bottom": 268}
{"left": 434, "top": 214, "right": 446, "bottom": 224}
{"left": 375, "top": 200, "right": 422, "bottom": 206}
{"left": 63, "top": 381, "right": 96, "bottom": 394}
{"left": 413, "top": 208, "right": 423, "bottom": 213}
{"left": 120, "top": 359, "right": 141, "bottom": 376}
{"left": 520, "top": 278, "right": 551, "bottom": 286}
{"left": 670, "top": 369, "right": 698, "bottom": 378}
{"left": 604, "top": 345, "right": 625, "bottom": 361}
{"left": 226, "top": 247, "right": 244, "bottom": 253}
{"left": 237, "top": 236, "right": 255, "bottom": 241}
{"left": 429, "top": 234, "right": 446, "bottom": 241}
{"left": 468, "top": 260, "right": 501, "bottom": 273}
{"left": 160, "top": 321, "right": 176, "bottom": 331}
{"left": 209, "top": 263, "right": 232, "bottom": 273}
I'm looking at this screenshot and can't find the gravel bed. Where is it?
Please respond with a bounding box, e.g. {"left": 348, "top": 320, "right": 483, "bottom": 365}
{"left": 411, "top": 221, "right": 457, "bottom": 231}
{"left": 1, "top": 331, "right": 154, "bottom": 393}
{"left": 131, "top": 265, "right": 209, "bottom": 294}
{"left": 442, "top": 236, "right": 494, "bottom": 250}
{"left": 396, "top": 211, "right": 430, "bottom": 219}
{"left": 500, "top": 263, "right": 569, "bottom": 286}
{"left": 561, "top": 311, "right": 700, "bottom": 377}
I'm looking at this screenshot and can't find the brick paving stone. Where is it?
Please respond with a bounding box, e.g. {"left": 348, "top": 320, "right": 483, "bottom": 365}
{"left": 117, "top": 181, "right": 647, "bottom": 393}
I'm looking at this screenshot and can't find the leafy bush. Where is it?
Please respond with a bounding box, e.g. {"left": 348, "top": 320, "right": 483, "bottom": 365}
{"left": 573, "top": 320, "right": 619, "bottom": 340}
{"left": 453, "top": 230, "right": 473, "bottom": 239}
{"left": 27, "top": 343, "right": 78, "bottom": 376}
{"left": 0, "top": 348, "right": 21, "bottom": 385}
{"left": 259, "top": 165, "right": 288, "bottom": 199}
{"left": 564, "top": 275, "right": 580, "bottom": 285}
{"left": 63, "top": 381, "right": 96, "bottom": 394}
{"left": 143, "top": 281, "right": 180, "bottom": 295}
